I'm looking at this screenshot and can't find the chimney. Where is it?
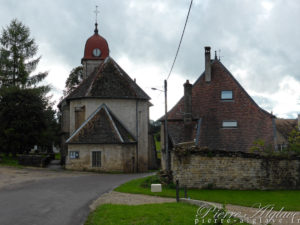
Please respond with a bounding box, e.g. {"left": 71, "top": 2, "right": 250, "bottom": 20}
{"left": 205, "top": 46, "right": 211, "bottom": 82}
{"left": 184, "top": 80, "right": 192, "bottom": 123}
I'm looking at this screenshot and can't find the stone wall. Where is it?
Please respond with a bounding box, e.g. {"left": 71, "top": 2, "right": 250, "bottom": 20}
{"left": 171, "top": 145, "right": 300, "bottom": 190}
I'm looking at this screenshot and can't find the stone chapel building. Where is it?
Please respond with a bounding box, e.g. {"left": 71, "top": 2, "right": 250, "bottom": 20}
{"left": 58, "top": 23, "right": 153, "bottom": 172}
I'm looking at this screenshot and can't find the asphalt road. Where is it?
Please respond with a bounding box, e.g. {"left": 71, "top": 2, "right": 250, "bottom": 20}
{"left": 0, "top": 172, "right": 147, "bottom": 225}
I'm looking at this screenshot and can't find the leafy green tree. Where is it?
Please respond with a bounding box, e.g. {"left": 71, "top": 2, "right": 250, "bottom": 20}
{"left": 0, "top": 87, "right": 48, "bottom": 156}
{"left": 39, "top": 106, "right": 61, "bottom": 152}
{"left": 250, "top": 139, "right": 274, "bottom": 155}
{"left": 288, "top": 129, "right": 300, "bottom": 153}
{"left": 0, "top": 19, "right": 47, "bottom": 88}
{"left": 64, "top": 66, "right": 83, "bottom": 96}
{"left": 0, "top": 19, "right": 58, "bottom": 156}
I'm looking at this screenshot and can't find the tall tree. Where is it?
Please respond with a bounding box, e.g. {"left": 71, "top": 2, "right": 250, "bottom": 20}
{"left": 0, "top": 19, "right": 47, "bottom": 88}
{"left": 0, "top": 19, "right": 58, "bottom": 156}
{"left": 64, "top": 66, "right": 83, "bottom": 96}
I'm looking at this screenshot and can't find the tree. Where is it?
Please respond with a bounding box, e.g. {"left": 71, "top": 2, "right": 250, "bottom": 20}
{"left": 0, "top": 19, "right": 47, "bottom": 88}
{"left": 64, "top": 66, "right": 83, "bottom": 96}
{"left": 0, "top": 87, "right": 48, "bottom": 156}
{"left": 39, "top": 106, "right": 61, "bottom": 152}
{"left": 288, "top": 129, "right": 300, "bottom": 153}
{"left": 0, "top": 19, "right": 58, "bottom": 156}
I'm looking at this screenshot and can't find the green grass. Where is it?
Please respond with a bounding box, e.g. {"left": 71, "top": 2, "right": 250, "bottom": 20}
{"left": 115, "top": 175, "right": 300, "bottom": 211}
{"left": 85, "top": 203, "right": 249, "bottom": 225}
{"left": 0, "top": 153, "right": 22, "bottom": 168}
{"left": 54, "top": 153, "right": 61, "bottom": 160}
{"left": 154, "top": 135, "right": 161, "bottom": 159}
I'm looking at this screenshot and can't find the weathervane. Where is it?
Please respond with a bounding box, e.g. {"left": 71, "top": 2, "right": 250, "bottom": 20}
{"left": 94, "top": 5, "right": 100, "bottom": 34}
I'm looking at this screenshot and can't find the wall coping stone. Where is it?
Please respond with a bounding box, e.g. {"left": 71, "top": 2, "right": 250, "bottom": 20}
{"left": 173, "top": 145, "right": 300, "bottom": 160}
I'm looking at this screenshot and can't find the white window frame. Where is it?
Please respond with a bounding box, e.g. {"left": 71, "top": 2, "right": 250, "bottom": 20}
{"left": 222, "top": 121, "right": 238, "bottom": 128}
{"left": 221, "top": 90, "right": 233, "bottom": 100}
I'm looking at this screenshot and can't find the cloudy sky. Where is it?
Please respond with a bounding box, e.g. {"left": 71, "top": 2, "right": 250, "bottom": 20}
{"left": 0, "top": 0, "right": 299, "bottom": 120}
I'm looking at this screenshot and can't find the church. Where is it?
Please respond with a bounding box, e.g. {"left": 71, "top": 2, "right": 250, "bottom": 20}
{"left": 58, "top": 22, "right": 153, "bottom": 172}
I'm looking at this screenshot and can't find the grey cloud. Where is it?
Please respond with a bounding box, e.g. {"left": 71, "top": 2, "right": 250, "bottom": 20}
{"left": 0, "top": 0, "right": 299, "bottom": 115}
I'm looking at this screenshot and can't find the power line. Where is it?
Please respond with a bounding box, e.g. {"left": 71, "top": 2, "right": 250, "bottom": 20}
{"left": 166, "top": 0, "right": 193, "bottom": 80}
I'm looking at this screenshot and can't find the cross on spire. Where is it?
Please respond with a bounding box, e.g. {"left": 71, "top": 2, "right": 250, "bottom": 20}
{"left": 94, "top": 5, "right": 100, "bottom": 34}
{"left": 94, "top": 5, "right": 100, "bottom": 23}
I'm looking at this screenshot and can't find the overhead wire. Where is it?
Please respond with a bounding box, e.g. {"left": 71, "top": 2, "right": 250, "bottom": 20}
{"left": 166, "top": 0, "right": 193, "bottom": 80}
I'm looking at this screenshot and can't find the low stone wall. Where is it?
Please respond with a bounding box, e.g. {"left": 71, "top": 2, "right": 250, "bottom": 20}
{"left": 171, "top": 145, "right": 300, "bottom": 190}
{"left": 18, "top": 154, "right": 53, "bottom": 167}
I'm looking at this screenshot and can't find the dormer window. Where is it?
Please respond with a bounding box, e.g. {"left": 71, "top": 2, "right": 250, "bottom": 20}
{"left": 222, "top": 121, "right": 238, "bottom": 128}
{"left": 221, "top": 91, "right": 233, "bottom": 100}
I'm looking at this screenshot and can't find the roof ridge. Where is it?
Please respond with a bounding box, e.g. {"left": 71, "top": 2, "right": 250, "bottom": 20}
{"left": 102, "top": 104, "right": 124, "bottom": 142}
{"left": 85, "top": 57, "right": 111, "bottom": 97}
{"left": 66, "top": 103, "right": 136, "bottom": 144}
{"left": 110, "top": 58, "right": 138, "bottom": 98}
{"left": 216, "top": 60, "right": 274, "bottom": 117}
{"left": 66, "top": 103, "right": 106, "bottom": 143}
{"left": 110, "top": 57, "right": 150, "bottom": 99}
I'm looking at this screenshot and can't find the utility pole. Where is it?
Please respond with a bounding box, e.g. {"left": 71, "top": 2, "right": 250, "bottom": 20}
{"left": 151, "top": 80, "right": 169, "bottom": 172}
{"left": 164, "top": 79, "right": 169, "bottom": 172}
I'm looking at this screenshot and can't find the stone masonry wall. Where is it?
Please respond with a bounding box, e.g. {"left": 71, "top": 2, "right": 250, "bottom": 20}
{"left": 172, "top": 146, "right": 300, "bottom": 190}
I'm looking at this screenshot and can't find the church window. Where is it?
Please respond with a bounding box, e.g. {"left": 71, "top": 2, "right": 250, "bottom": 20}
{"left": 75, "top": 106, "right": 85, "bottom": 130}
{"left": 92, "top": 151, "right": 101, "bottom": 167}
{"left": 221, "top": 91, "right": 233, "bottom": 100}
{"left": 222, "top": 121, "right": 238, "bottom": 128}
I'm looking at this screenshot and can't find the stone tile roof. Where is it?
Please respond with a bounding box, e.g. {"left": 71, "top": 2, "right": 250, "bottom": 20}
{"left": 65, "top": 57, "right": 150, "bottom": 101}
{"left": 66, "top": 104, "right": 136, "bottom": 144}
{"left": 275, "top": 118, "right": 297, "bottom": 139}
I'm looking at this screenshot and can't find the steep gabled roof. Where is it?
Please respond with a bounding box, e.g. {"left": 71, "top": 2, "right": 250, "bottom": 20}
{"left": 65, "top": 57, "right": 150, "bottom": 101}
{"left": 160, "top": 59, "right": 274, "bottom": 151}
{"left": 164, "top": 60, "right": 273, "bottom": 121}
{"left": 66, "top": 104, "right": 136, "bottom": 144}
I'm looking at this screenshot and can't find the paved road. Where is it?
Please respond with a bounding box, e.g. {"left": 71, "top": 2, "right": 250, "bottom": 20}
{"left": 0, "top": 172, "right": 147, "bottom": 225}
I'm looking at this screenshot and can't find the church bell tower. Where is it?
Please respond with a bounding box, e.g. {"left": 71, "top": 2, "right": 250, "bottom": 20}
{"left": 81, "top": 7, "right": 109, "bottom": 79}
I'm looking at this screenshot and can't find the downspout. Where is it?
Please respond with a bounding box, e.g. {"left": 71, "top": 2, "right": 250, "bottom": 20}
{"left": 272, "top": 117, "right": 278, "bottom": 151}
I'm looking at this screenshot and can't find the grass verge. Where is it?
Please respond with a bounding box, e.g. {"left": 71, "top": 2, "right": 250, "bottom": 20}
{"left": 115, "top": 175, "right": 300, "bottom": 211}
{"left": 85, "top": 203, "right": 249, "bottom": 225}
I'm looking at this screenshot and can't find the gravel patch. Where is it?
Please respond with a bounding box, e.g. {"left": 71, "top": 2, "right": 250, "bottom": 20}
{"left": 89, "top": 191, "right": 176, "bottom": 211}
{"left": 0, "top": 166, "right": 85, "bottom": 190}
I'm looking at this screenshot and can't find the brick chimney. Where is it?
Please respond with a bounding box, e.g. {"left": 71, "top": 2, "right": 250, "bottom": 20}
{"left": 184, "top": 80, "right": 192, "bottom": 123}
{"left": 205, "top": 46, "right": 211, "bottom": 82}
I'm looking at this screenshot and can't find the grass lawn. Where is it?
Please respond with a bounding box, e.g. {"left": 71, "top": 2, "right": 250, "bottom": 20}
{"left": 115, "top": 175, "right": 300, "bottom": 211}
{"left": 154, "top": 136, "right": 161, "bottom": 159}
{"left": 85, "top": 203, "right": 249, "bottom": 225}
{"left": 0, "top": 153, "right": 22, "bottom": 168}
{"left": 54, "top": 153, "right": 61, "bottom": 160}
